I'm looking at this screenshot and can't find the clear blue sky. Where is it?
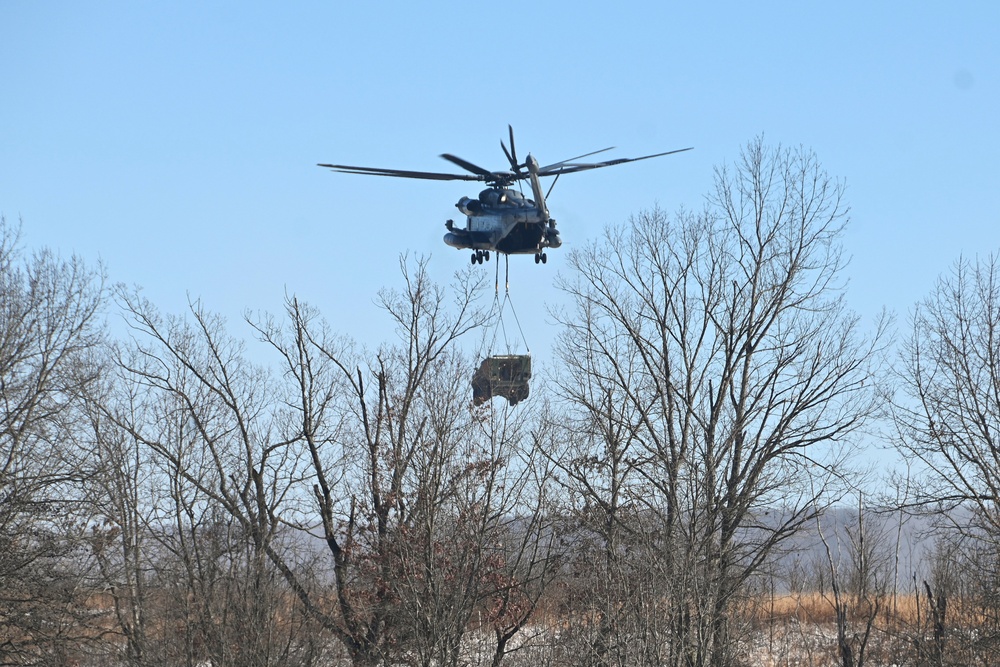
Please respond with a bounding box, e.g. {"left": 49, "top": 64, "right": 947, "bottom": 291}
{"left": 2, "top": 3, "right": 998, "bottom": 368}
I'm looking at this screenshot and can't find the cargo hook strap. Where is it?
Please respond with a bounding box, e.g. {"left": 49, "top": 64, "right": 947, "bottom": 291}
{"left": 489, "top": 255, "right": 529, "bottom": 354}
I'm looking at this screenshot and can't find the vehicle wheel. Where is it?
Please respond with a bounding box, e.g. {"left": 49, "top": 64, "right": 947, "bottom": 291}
{"left": 471, "top": 253, "right": 477, "bottom": 265}
{"left": 484, "top": 251, "right": 490, "bottom": 261}
{"left": 541, "top": 253, "right": 548, "bottom": 264}
{"left": 534, "top": 253, "right": 540, "bottom": 264}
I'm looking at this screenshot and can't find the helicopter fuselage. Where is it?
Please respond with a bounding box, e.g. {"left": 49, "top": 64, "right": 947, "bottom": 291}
{"left": 443, "top": 187, "right": 561, "bottom": 258}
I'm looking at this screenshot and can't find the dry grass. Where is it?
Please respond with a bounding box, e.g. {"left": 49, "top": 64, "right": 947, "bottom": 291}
{"left": 747, "top": 591, "right": 929, "bottom": 626}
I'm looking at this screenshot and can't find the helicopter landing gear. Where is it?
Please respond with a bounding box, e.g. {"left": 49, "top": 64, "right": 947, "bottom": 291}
{"left": 471, "top": 250, "right": 491, "bottom": 265}
{"left": 534, "top": 252, "right": 547, "bottom": 264}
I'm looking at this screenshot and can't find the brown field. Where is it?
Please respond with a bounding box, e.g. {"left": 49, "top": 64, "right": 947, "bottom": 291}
{"left": 753, "top": 592, "right": 923, "bottom": 625}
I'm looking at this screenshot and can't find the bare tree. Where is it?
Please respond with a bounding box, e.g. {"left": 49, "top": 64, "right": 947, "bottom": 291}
{"left": 100, "top": 256, "right": 564, "bottom": 667}
{"left": 815, "top": 496, "right": 892, "bottom": 667}
{"left": 550, "top": 139, "right": 886, "bottom": 667}
{"left": 246, "top": 257, "right": 494, "bottom": 667}
{"left": 0, "top": 217, "right": 107, "bottom": 664}
{"left": 892, "top": 252, "right": 1000, "bottom": 663}
{"left": 83, "top": 379, "right": 157, "bottom": 667}
{"left": 893, "top": 253, "right": 1000, "bottom": 532}
{"left": 96, "top": 280, "right": 326, "bottom": 666}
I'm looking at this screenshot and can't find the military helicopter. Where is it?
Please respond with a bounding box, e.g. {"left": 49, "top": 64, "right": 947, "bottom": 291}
{"left": 319, "top": 127, "right": 691, "bottom": 265}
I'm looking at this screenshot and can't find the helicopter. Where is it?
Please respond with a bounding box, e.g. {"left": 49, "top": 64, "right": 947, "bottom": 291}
{"left": 319, "top": 127, "right": 691, "bottom": 265}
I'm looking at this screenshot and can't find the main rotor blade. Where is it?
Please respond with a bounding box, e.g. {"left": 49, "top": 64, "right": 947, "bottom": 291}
{"left": 501, "top": 140, "right": 516, "bottom": 171}
{"left": 440, "top": 153, "right": 497, "bottom": 178}
{"left": 508, "top": 125, "right": 519, "bottom": 169}
{"left": 318, "top": 163, "right": 484, "bottom": 181}
{"left": 539, "top": 146, "right": 616, "bottom": 172}
{"left": 537, "top": 147, "right": 694, "bottom": 177}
